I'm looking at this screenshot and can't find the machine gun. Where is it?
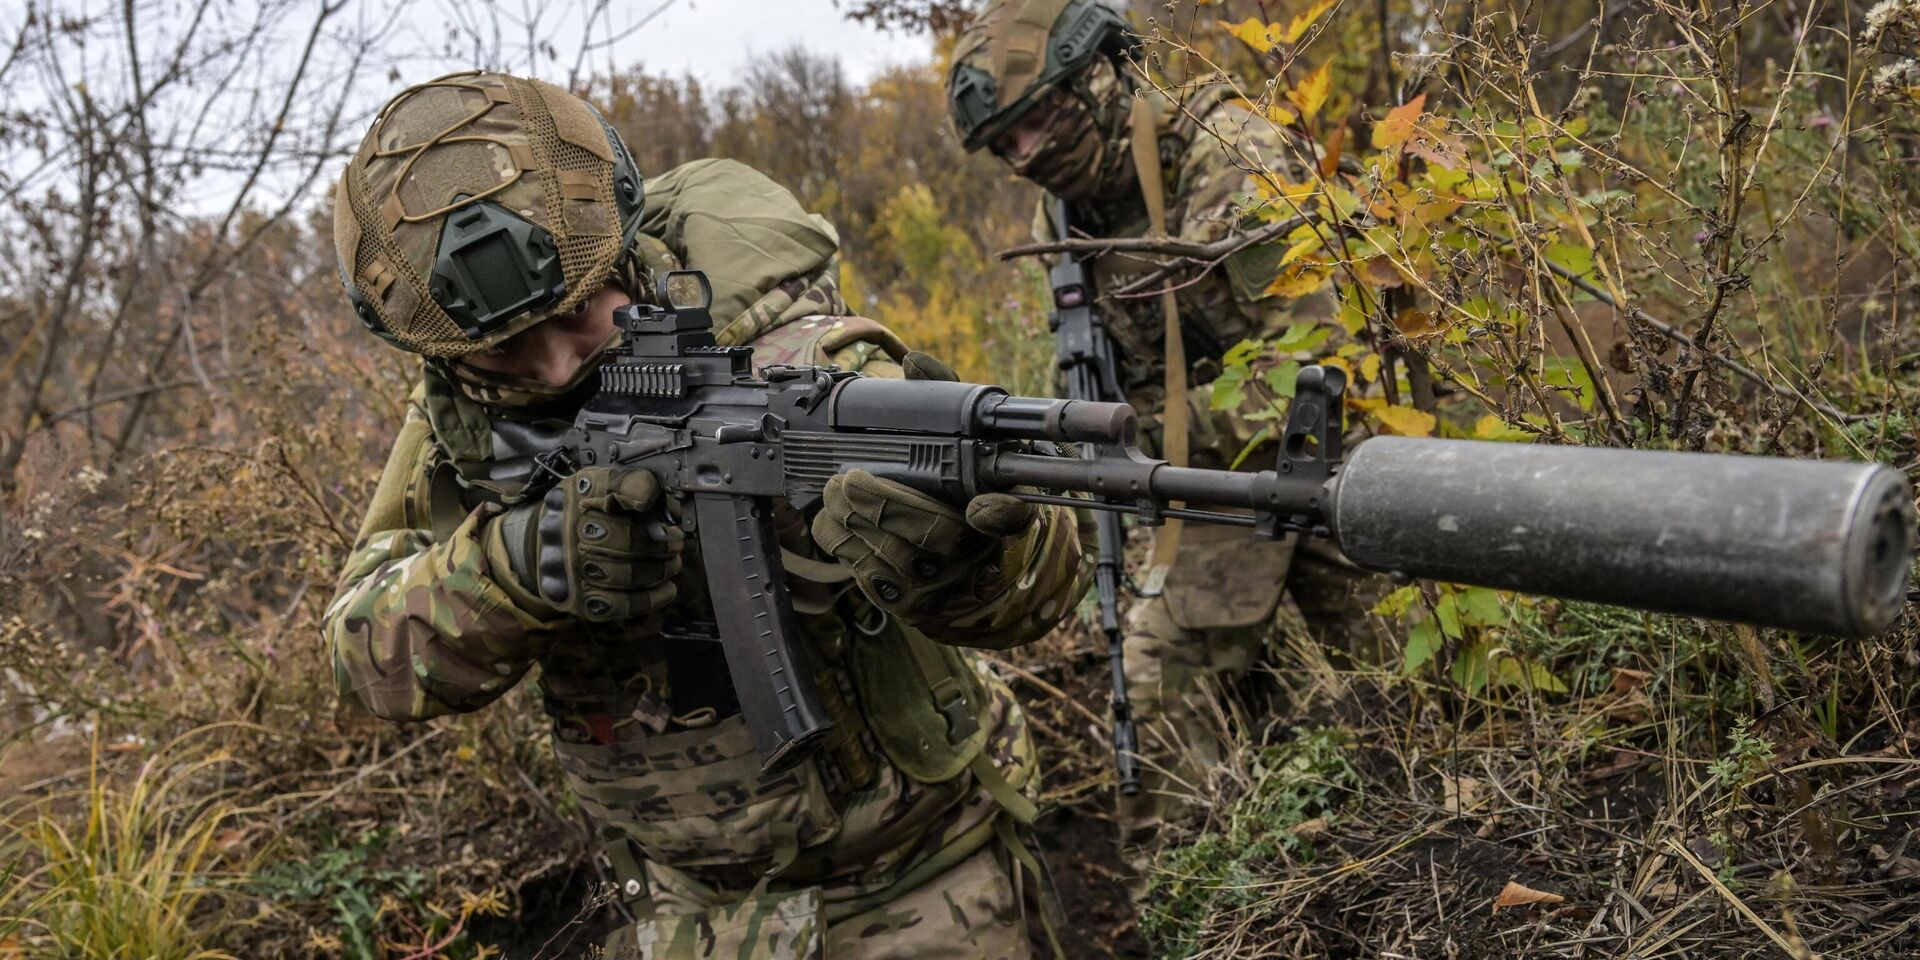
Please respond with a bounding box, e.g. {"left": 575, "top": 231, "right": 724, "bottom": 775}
{"left": 1045, "top": 198, "right": 1139, "bottom": 796}
{"left": 541, "top": 269, "right": 1917, "bottom": 774}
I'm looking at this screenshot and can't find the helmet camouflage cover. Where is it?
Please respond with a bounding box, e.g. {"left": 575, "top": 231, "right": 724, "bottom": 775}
{"left": 947, "top": 0, "right": 1135, "bottom": 152}
{"left": 333, "top": 71, "right": 645, "bottom": 357}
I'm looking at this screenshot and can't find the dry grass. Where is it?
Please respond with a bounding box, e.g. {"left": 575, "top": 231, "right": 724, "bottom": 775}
{"left": 0, "top": 731, "right": 252, "bottom": 960}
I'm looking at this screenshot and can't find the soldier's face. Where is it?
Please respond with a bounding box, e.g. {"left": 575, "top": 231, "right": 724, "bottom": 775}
{"left": 991, "top": 89, "right": 1076, "bottom": 169}
{"left": 986, "top": 82, "right": 1120, "bottom": 200}
{"left": 994, "top": 102, "right": 1057, "bottom": 164}
{"left": 460, "top": 283, "right": 628, "bottom": 387}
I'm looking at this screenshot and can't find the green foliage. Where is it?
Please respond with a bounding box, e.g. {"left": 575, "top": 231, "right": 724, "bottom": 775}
{"left": 247, "top": 825, "right": 508, "bottom": 960}
{"left": 1842, "top": 412, "right": 1913, "bottom": 464}
{"left": 1707, "top": 718, "right": 1775, "bottom": 794}
{"left": 249, "top": 830, "right": 426, "bottom": 960}
{"left": 1373, "top": 584, "right": 1567, "bottom": 696}
{"left": 1141, "top": 728, "right": 1358, "bottom": 956}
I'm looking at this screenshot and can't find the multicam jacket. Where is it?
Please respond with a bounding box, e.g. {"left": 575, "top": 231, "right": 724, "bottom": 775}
{"left": 322, "top": 158, "right": 1088, "bottom": 923}
{"left": 1033, "top": 81, "right": 1342, "bottom": 468}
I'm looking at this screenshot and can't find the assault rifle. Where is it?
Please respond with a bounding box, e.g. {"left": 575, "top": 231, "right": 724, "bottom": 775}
{"left": 1045, "top": 198, "right": 1139, "bottom": 797}
{"left": 539, "top": 269, "right": 1916, "bottom": 775}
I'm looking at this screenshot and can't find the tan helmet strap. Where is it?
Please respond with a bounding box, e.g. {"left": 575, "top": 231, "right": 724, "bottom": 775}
{"left": 1130, "top": 90, "right": 1186, "bottom": 588}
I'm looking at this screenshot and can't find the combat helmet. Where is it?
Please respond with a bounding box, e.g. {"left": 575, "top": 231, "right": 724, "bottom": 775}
{"left": 332, "top": 72, "right": 645, "bottom": 357}
{"left": 947, "top": 0, "right": 1137, "bottom": 152}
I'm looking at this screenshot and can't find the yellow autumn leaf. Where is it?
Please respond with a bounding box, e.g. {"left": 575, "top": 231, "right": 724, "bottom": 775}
{"left": 1219, "top": 17, "right": 1280, "bottom": 54}
{"left": 1338, "top": 295, "right": 1368, "bottom": 335}
{"left": 1287, "top": 62, "right": 1333, "bottom": 120}
{"left": 1473, "top": 414, "right": 1535, "bottom": 442}
{"left": 1281, "top": 0, "right": 1339, "bottom": 43}
{"left": 1264, "top": 264, "right": 1333, "bottom": 299}
{"left": 1255, "top": 175, "right": 1317, "bottom": 202}
{"left": 1374, "top": 404, "right": 1437, "bottom": 436}
{"left": 1266, "top": 102, "right": 1298, "bottom": 126}
{"left": 1359, "top": 350, "right": 1383, "bottom": 382}
{"left": 1320, "top": 355, "right": 1354, "bottom": 378}
{"left": 1371, "top": 92, "right": 1428, "bottom": 150}
{"left": 1278, "top": 234, "right": 1323, "bottom": 266}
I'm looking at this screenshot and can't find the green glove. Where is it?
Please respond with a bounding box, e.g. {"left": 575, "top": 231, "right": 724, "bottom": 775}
{"left": 811, "top": 351, "right": 1038, "bottom": 618}
{"left": 493, "top": 467, "right": 683, "bottom": 621}
{"left": 812, "top": 470, "right": 1037, "bottom": 618}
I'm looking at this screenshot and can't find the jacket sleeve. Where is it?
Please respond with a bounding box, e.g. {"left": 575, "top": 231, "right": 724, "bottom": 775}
{"left": 322, "top": 397, "right": 569, "bottom": 722}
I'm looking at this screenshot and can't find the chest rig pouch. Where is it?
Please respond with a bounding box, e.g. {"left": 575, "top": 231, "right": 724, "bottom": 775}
{"left": 842, "top": 600, "right": 990, "bottom": 785}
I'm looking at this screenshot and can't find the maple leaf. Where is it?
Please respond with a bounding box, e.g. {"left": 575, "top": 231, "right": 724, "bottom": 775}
{"left": 1393, "top": 308, "right": 1438, "bottom": 336}
{"left": 1279, "top": 234, "right": 1323, "bottom": 266}
{"left": 1473, "top": 414, "right": 1535, "bottom": 442}
{"left": 1254, "top": 175, "right": 1318, "bottom": 203}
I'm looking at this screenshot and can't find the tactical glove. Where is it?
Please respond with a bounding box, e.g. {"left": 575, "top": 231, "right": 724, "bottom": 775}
{"left": 812, "top": 469, "right": 1037, "bottom": 620}
{"left": 811, "top": 351, "right": 1040, "bottom": 620}
{"left": 491, "top": 467, "right": 683, "bottom": 621}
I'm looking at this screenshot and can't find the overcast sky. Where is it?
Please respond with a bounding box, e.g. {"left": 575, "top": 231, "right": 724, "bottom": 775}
{"left": 603, "top": 0, "right": 935, "bottom": 85}
{"left": 23, "top": 0, "right": 945, "bottom": 216}
{"left": 369, "top": 0, "right": 941, "bottom": 92}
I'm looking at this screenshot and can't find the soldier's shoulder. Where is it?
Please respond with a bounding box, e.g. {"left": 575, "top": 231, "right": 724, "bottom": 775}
{"left": 642, "top": 158, "right": 797, "bottom": 228}
{"left": 1177, "top": 78, "right": 1294, "bottom": 151}
{"left": 747, "top": 314, "right": 908, "bottom": 372}
{"left": 649, "top": 156, "right": 768, "bottom": 190}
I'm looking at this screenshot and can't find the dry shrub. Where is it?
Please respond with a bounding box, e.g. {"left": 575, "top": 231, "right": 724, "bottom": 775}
{"left": 1092, "top": 2, "right": 1920, "bottom": 957}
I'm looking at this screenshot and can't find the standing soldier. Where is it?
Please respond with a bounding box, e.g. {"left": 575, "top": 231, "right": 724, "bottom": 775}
{"left": 946, "top": 1, "right": 1379, "bottom": 854}
{"left": 324, "top": 71, "right": 1088, "bottom": 958}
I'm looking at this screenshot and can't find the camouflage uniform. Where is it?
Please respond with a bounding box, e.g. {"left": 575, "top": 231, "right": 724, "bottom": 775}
{"left": 948, "top": 3, "right": 1381, "bottom": 849}
{"left": 327, "top": 75, "right": 1087, "bottom": 959}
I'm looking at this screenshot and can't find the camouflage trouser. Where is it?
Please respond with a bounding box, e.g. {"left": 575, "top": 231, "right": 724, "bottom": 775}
{"left": 1116, "top": 525, "right": 1379, "bottom": 852}
{"left": 607, "top": 827, "right": 1041, "bottom": 959}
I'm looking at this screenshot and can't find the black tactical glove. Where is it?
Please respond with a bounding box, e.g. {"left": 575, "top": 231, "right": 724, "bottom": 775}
{"left": 495, "top": 467, "right": 683, "bottom": 621}
{"left": 811, "top": 352, "right": 1038, "bottom": 618}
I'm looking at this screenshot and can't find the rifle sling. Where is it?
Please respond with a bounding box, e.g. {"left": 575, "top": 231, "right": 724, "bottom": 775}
{"left": 1130, "top": 92, "right": 1186, "bottom": 586}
